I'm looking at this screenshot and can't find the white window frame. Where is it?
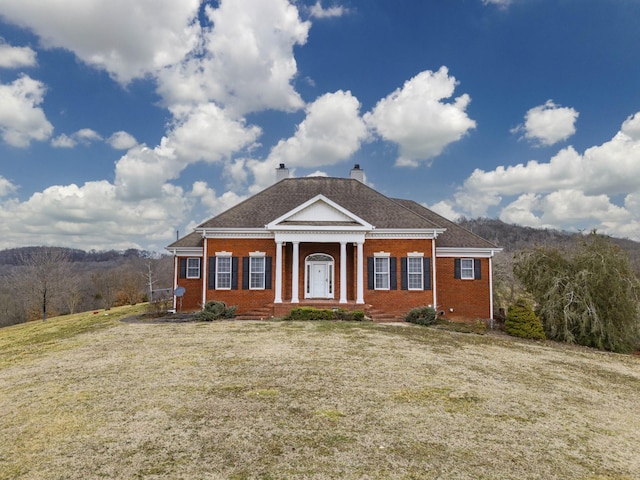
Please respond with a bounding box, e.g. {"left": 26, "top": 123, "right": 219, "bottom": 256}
{"left": 407, "top": 256, "right": 424, "bottom": 290}
{"left": 374, "top": 252, "right": 390, "bottom": 290}
{"left": 249, "top": 252, "right": 266, "bottom": 290}
{"left": 216, "top": 254, "right": 232, "bottom": 290}
{"left": 186, "top": 257, "right": 201, "bottom": 279}
{"left": 460, "top": 258, "right": 474, "bottom": 280}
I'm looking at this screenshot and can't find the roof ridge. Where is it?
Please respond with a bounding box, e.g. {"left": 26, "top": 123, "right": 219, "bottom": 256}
{"left": 392, "top": 199, "right": 500, "bottom": 249}
{"left": 388, "top": 197, "right": 443, "bottom": 229}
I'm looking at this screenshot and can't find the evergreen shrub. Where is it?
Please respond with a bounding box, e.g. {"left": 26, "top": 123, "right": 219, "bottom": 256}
{"left": 505, "top": 299, "right": 545, "bottom": 340}
{"left": 196, "top": 300, "right": 237, "bottom": 321}
{"left": 405, "top": 306, "right": 437, "bottom": 326}
{"left": 285, "top": 307, "right": 367, "bottom": 321}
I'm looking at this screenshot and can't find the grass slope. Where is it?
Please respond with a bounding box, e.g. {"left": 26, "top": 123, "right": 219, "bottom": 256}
{"left": 1, "top": 308, "right": 639, "bottom": 479}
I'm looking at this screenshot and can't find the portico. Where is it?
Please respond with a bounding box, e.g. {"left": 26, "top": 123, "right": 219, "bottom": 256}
{"left": 266, "top": 193, "right": 372, "bottom": 305}
{"left": 272, "top": 234, "right": 366, "bottom": 305}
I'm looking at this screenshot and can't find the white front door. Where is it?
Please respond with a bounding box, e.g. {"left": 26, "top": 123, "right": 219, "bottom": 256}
{"left": 311, "top": 263, "right": 328, "bottom": 297}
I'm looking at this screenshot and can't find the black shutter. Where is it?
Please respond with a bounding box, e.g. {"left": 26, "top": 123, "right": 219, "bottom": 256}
{"left": 367, "top": 257, "right": 374, "bottom": 290}
{"left": 474, "top": 259, "right": 482, "bottom": 280}
{"left": 265, "top": 257, "right": 272, "bottom": 289}
{"left": 424, "top": 257, "right": 431, "bottom": 290}
{"left": 390, "top": 257, "right": 397, "bottom": 290}
{"left": 208, "top": 257, "right": 216, "bottom": 290}
{"left": 231, "top": 257, "right": 239, "bottom": 290}
{"left": 400, "top": 258, "right": 408, "bottom": 290}
{"left": 242, "top": 257, "right": 249, "bottom": 290}
{"left": 179, "top": 258, "right": 187, "bottom": 279}
{"left": 454, "top": 258, "right": 461, "bottom": 279}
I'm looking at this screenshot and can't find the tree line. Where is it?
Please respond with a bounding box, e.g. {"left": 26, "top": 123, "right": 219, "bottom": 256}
{"left": 460, "top": 218, "right": 640, "bottom": 353}
{"left": 0, "top": 246, "right": 173, "bottom": 327}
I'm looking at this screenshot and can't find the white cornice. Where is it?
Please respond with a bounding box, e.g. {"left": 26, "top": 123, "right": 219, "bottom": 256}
{"left": 196, "top": 228, "right": 273, "bottom": 239}
{"left": 166, "top": 247, "right": 204, "bottom": 257}
{"left": 436, "top": 247, "right": 502, "bottom": 258}
{"left": 367, "top": 229, "right": 445, "bottom": 239}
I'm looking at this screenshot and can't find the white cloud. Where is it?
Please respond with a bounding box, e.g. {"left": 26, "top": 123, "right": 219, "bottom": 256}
{"left": 0, "top": 176, "right": 17, "bottom": 197}
{"left": 114, "top": 103, "right": 261, "bottom": 201}
{"left": 108, "top": 131, "right": 137, "bottom": 150}
{"left": 167, "top": 103, "right": 262, "bottom": 163}
{"left": 451, "top": 112, "right": 640, "bottom": 240}
{"left": 268, "top": 90, "right": 368, "bottom": 168}
{"left": 429, "top": 200, "right": 462, "bottom": 222}
{"left": 189, "top": 181, "right": 246, "bottom": 216}
{"left": 74, "top": 128, "right": 102, "bottom": 144}
{"left": 0, "top": 38, "right": 37, "bottom": 68}
{"left": 511, "top": 100, "right": 579, "bottom": 146}
{"left": 0, "top": 0, "right": 308, "bottom": 251}
{"left": 244, "top": 90, "right": 368, "bottom": 192}
{"left": 364, "top": 67, "right": 476, "bottom": 167}
{"left": 0, "top": 75, "right": 53, "bottom": 147}
{"left": 0, "top": 0, "right": 202, "bottom": 84}
{"left": 51, "top": 128, "right": 103, "bottom": 148}
{"left": 0, "top": 180, "right": 191, "bottom": 251}
{"left": 482, "top": 0, "right": 513, "bottom": 6}
{"left": 309, "top": 1, "right": 347, "bottom": 19}
{"left": 51, "top": 133, "right": 76, "bottom": 148}
{"left": 306, "top": 170, "right": 329, "bottom": 177}
{"left": 156, "top": 0, "right": 310, "bottom": 116}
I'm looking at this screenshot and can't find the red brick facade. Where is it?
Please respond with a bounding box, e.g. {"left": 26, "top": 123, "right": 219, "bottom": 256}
{"left": 168, "top": 175, "right": 499, "bottom": 322}
{"left": 173, "top": 237, "right": 493, "bottom": 321}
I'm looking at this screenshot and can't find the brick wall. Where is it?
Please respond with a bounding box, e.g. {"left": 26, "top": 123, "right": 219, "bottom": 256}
{"left": 174, "top": 237, "right": 492, "bottom": 321}
{"left": 204, "top": 238, "right": 277, "bottom": 313}
{"left": 435, "top": 257, "right": 491, "bottom": 321}
{"left": 362, "top": 239, "right": 435, "bottom": 318}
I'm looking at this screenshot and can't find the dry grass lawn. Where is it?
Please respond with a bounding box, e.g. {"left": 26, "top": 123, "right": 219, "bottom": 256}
{"left": 0, "top": 305, "right": 639, "bottom": 479}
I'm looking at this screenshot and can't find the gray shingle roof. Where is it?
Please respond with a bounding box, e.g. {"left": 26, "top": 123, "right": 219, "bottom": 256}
{"left": 392, "top": 199, "right": 498, "bottom": 249}
{"left": 167, "top": 177, "right": 498, "bottom": 250}
{"left": 198, "top": 177, "right": 441, "bottom": 229}
{"left": 167, "top": 230, "right": 203, "bottom": 249}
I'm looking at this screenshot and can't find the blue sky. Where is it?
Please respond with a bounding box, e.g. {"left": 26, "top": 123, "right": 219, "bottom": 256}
{"left": 1, "top": 0, "right": 640, "bottom": 252}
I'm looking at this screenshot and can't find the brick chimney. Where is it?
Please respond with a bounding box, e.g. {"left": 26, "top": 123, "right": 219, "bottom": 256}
{"left": 350, "top": 164, "right": 365, "bottom": 183}
{"left": 275, "top": 163, "right": 289, "bottom": 183}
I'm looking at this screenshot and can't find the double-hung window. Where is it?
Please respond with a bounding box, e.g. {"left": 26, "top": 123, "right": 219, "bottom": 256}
{"left": 250, "top": 256, "right": 265, "bottom": 289}
{"left": 407, "top": 257, "right": 423, "bottom": 290}
{"left": 186, "top": 258, "right": 201, "bottom": 278}
{"left": 374, "top": 257, "right": 390, "bottom": 290}
{"left": 216, "top": 256, "right": 232, "bottom": 289}
{"left": 460, "top": 258, "right": 474, "bottom": 280}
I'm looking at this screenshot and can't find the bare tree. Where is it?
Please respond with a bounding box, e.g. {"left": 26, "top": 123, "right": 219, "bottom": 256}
{"left": 91, "top": 269, "right": 120, "bottom": 310}
{"left": 62, "top": 270, "right": 84, "bottom": 314}
{"left": 12, "top": 247, "right": 71, "bottom": 321}
{"left": 116, "top": 266, "right": 146, "bottom": 305}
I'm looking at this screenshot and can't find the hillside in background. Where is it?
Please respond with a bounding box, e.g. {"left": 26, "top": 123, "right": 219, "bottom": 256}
{"left": 458, "top": 217, "right": 640, "bottom": 265}
{"left": 0, "top": 247, "right": 172, "bottom": 327}
{"left": 2, "top": 219, "right": 640, "bottom": 327}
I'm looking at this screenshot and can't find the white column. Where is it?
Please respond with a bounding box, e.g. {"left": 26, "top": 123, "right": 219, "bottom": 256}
{"left": 202, "top": 237, "right": 208, "bottom": 310}
{"left": 489, "top": 254, "right": 494, "bottom": 324}
{"left": 356, "top": 241, "right": 364, "bottom": 304}
{"left": 431, "top": 238, "right": 437, "bottom": 309}
{"left": 291, "top": 242, "right": 299, "bottom": 303}
{"left": 274, "top": 241, "right": 283, "bottom": 303}
{"left": 173, "top": 256, "right": 178, "bottom": 311}
{"left": 339, "top": 242, "right": 347, "bottom": 303}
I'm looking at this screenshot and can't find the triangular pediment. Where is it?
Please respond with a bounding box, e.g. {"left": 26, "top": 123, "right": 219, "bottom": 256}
{"left": 267, "top": 195, "right": 373, "bottom": 230}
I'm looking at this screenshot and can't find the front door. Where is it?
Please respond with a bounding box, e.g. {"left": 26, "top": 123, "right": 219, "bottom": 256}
{"left": 311, "top": 263, "right": 328, "bottom": 298}
{"left": 305, "top": 254, "right": 334, "bottom": 299}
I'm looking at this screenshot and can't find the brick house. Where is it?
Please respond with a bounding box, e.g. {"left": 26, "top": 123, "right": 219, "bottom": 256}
{"left": 167, "top": 165, "right": 501, "bottom": 321}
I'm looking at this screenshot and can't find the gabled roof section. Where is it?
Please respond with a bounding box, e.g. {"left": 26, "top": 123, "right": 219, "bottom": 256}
{"left": 198, "top": 177, "right": 442, "bottom": 230}
{"left": 267, "top": 194, "right": 373, "bottom": 230}
{"left": 166, "top": 230, "right": 203, "bottom": 254}
{"left": 392, "top": 199, "right": 499, "bottom": 249}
